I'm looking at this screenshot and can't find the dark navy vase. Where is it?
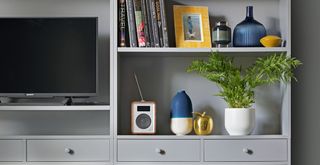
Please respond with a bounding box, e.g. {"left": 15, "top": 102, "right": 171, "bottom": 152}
{"left": 171, "top": 90, "right": 193, "bottom": 118}
{"left": 233, "top": 6, "right": 266, "bottom": 47}
{"left": 170, "top": 90, "right": 193, "bottom": 136}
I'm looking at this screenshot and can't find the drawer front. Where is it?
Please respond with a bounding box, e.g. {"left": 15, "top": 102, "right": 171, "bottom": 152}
{"left": 204, "top": 139, "right": 287, "bottom": 162}
{"left": 0, "top": 140, "right": 25, "bottom": 161}
{"left": 118, "top": 140, "right": 200, "bottom": 162}
{"left": 27, "top": 139, "right": 110, "bottom": 162}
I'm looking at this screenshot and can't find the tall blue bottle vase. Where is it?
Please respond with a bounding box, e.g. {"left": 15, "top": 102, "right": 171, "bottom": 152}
{"left": 233, "top": 6, "right": 267, "bottom": 47}
{"left": 170, "top": 90, "right": 193, "bottom": 136}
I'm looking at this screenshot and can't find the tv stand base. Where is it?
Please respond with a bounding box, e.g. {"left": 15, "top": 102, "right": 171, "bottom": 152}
{"left": 0, "top": 97, "right": 70, "bottom": 106}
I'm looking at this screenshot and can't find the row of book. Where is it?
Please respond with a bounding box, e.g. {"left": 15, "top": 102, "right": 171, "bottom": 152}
{"left": 119, "top": 0, "right": 169, "bottom": 47}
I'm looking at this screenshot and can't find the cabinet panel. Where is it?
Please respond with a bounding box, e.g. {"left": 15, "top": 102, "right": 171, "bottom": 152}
{"left": 27, "top": 139, "right": 110, "bottom": 162}
{"left": 204, "top": 139, "right": 287, "bottom": 162}
{"left": 118, "top": 140, "right": 200, "bottom": 162}
{"left": 0, "top": 140, "right": 25, "bottom": 162}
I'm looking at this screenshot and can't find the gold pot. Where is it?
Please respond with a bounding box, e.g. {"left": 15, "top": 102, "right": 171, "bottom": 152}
{"left": 193, "top": 112, "right": 214, "bottom": 135}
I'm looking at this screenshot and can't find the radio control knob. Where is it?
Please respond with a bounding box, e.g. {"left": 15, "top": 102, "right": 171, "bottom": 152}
{"left": 155, "top": 148, "right": 165, "bottom": 155}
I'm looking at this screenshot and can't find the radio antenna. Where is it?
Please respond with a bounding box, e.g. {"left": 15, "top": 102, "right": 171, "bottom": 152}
{"left": 134, "top": 72, "right": 145, "bottom": 101}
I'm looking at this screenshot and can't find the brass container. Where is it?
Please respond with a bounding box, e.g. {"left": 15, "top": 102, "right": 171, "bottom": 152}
{"left": 193, "top": 112, "right": 214, "bottom": 135}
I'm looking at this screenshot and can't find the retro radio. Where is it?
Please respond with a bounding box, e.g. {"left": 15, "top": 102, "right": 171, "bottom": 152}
{"left": 131, "top": 73, "right": 156, "bottom": 134}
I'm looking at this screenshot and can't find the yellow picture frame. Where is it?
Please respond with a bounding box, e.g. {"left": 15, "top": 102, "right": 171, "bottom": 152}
{"left": 173, "top": 5, "right": 211, "bottom": 48}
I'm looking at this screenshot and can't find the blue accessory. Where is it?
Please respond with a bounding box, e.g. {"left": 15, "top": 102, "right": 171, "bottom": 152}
{"left": 171, "top": 90, "right": 193, "bottom": 118}
{"left": 233, "top": 6, "right": 266, "bottom": 47}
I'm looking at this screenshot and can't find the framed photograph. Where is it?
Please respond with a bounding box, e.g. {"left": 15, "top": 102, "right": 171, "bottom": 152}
{"left": 174, "top": 5, "right": 211, "bottom": 48}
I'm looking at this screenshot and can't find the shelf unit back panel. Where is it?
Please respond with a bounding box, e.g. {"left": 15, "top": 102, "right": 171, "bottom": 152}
{"left": 162, "top": 0, "right": 288, "bottom": 47}
{"left": 118, "top": 55, "right": 284, "bottom": 135}
{"left": 0, "top": 0, "right": 111, "bottom": 103}
{"left": 0, "top": 111, "right": 110, "bottom": 135}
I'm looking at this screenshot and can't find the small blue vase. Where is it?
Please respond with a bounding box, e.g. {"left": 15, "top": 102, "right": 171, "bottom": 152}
{"left": 170, "top": 90, "right": 193, "bottom": 136}
{"left": 233, "top": 6, "right": 266, "bottom": 47}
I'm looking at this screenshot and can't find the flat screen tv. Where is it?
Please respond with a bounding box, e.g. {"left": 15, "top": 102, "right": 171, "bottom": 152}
{"left": 0, "top": 18, "right": 98, "bottom": 97}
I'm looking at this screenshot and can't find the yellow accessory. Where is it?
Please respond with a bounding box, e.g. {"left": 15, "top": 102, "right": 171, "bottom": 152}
{"left": 260, "top": 35, "right": 282, "bottom": 47}
{"left": 193, "top": 112, "right": 214, "bottom": 135}
{"left": 173, "top": 5, "right": 212, "bottom": 48}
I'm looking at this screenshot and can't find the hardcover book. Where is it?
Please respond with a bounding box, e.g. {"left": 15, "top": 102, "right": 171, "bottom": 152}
{"left": 150, "top": 0, "right": 160, "bottom": 47}
{"left": 126, "top": 0, "right": 138, "bottom": 47}
{"left": 141, "top": 0, "right": 150, "bottom": 47}
{"left": 145, "top": 0, "right": 154, "bottom": 47}
{"left": 155, "top": 0, "right": 163, "bottom": 47}
{"left": 159, "top": 0, "right": 169, "bottom": 47}
{"left": 119, "top": 0, "right": 126, "bottom": 47}
{"left": 133, "top": 0, "right": 146, "bottom": 47}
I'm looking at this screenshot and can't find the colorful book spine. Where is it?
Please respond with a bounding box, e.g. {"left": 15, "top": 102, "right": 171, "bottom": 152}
{"left": 141, "top": 0, "right": 150, "bottom": 47}
{"left": 126, "top": 0, "right": 138, "bottom": 47}
{"left": 155, "top": 0, "right": 163, "bottom": 47}
{"left": 119, "top": 0, "right": 126, "bottom": 47}
{"left": 150, "top": 0, "right": 160, "bottom": 47}
{"left": 159, "top": 0, "right": 169, "bottom": 47}
{"left": 133, "top": 0, "right": 146, "bottom": 47}
{"left": 145, "top": 0, "right": 154, "bottom": 47}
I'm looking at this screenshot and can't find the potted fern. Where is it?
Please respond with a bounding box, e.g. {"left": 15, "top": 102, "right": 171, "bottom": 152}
{"left": 187, "top": 52, "right": 301, "bottom": 135}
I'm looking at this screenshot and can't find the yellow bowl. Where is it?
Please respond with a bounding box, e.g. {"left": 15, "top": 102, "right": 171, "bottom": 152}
{"left": 260, "top": 35, "right": 282, "bottom": 47}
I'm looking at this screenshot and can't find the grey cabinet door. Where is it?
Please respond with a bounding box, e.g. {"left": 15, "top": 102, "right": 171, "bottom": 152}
{"left": 0, "top": 140, "right": 25, "bottom": 161}
{"left": 118, "top": 140, "right": 201, "bottom": 162}
{"left": 204, "top": 139, "right": 287, "bottom": 162}
{"left": 27, "top": 139, "right": 110, "bottom": 162}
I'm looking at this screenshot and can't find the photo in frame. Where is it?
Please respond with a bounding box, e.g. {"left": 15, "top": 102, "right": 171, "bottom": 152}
{"left": 174, "top": 5, "right": 211, "bottom": 48}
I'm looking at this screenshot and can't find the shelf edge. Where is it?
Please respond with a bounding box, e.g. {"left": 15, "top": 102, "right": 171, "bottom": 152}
{"left": 118, "top": 47, "right": 289, "bottom": 53}
{"left": 116, "top": 135, "right": 289, "bottom": 140}
{"left": 0, "top": 105, "right": 110, "bottom": 111}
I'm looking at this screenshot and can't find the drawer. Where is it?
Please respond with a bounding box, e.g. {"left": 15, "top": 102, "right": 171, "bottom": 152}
{"left": 27, "top": 139, "right": 110, "bottom": 162}
{"left": 118, "top": 140, "right": 200, "bottom": 162}
{"left": 204, "top": 139, "right": 287, "bottom": 162}
{"left": 0, "top": 140, "right": 25, "bottom": 161}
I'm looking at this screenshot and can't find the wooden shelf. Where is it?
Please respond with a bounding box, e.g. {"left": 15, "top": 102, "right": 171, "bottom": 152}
{"left": 118, "top": 47, "right": 288, "bottom": 53}
{"left": 0, "top": 105, "right": 110, "bottom": 111}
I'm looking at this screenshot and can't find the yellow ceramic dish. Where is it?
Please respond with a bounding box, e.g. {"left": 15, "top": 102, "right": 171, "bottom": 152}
{"left": 260, "top": 35, "right": 282, "bottom": 47}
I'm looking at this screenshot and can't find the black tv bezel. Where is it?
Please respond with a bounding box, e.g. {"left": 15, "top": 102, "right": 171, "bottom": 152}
{"left": 0, "top": 17, "right": 99, "bottom": 98}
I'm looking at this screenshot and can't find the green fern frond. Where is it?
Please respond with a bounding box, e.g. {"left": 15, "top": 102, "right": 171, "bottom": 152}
{"left": 187, "top": 52, "right": 302, "bottom": 108}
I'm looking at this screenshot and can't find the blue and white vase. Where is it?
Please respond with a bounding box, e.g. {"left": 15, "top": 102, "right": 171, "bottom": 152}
{"left": 170, "top": 90, "right": 193, "bottom": 136}
{"left": 233, "top": 6, "right": 267, "bottom": 47}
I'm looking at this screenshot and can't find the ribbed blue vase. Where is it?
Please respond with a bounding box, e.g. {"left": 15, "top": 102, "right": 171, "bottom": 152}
{"left": 170, "top": 90, "right": 193, "bottom": 136}
{"left": 233, "top": 6, "right": 266, "bottom": 47}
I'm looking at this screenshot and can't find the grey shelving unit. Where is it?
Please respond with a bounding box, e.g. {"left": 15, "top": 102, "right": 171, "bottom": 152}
{"left": 0, "top": 0, "right": 291, "bottom": 164}
{"left": 113, "top": 0, "right": 291, "bottom": 164}
{"left": 0, "top": 0, "right": 113, "bottom": 164}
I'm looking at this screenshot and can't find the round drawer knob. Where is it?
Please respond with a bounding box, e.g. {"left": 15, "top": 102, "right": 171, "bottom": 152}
{"left": 155, "top": 148, "right": 166, "bottom": 155}
{"left": 65, "top": 148, "right": 74, "bottom": 155}
{"left": 242, "top": 148, "right": 253, "bottom": 155}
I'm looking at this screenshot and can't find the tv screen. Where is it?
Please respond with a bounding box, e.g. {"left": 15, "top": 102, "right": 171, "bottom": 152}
{"left": 0, "top": 18, "right": 97, "bottom": 97}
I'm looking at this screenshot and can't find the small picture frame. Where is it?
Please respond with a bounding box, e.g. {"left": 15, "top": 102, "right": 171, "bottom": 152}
{"left": 174, "top": 5, "right": 211, "bottom": 48}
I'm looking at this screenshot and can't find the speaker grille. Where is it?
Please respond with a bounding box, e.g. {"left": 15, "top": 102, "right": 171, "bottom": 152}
{"left": 136, "top": 113, "right": 151, "bottom": 129}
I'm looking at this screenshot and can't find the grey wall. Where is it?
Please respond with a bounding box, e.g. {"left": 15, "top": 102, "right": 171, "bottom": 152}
{"left": 292, "top": 0, "right": 320, "bottom": 164}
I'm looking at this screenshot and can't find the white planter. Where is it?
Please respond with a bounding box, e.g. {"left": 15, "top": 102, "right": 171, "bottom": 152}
{"left": 225, "top": 108, "right": 255, "bottom": 135}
